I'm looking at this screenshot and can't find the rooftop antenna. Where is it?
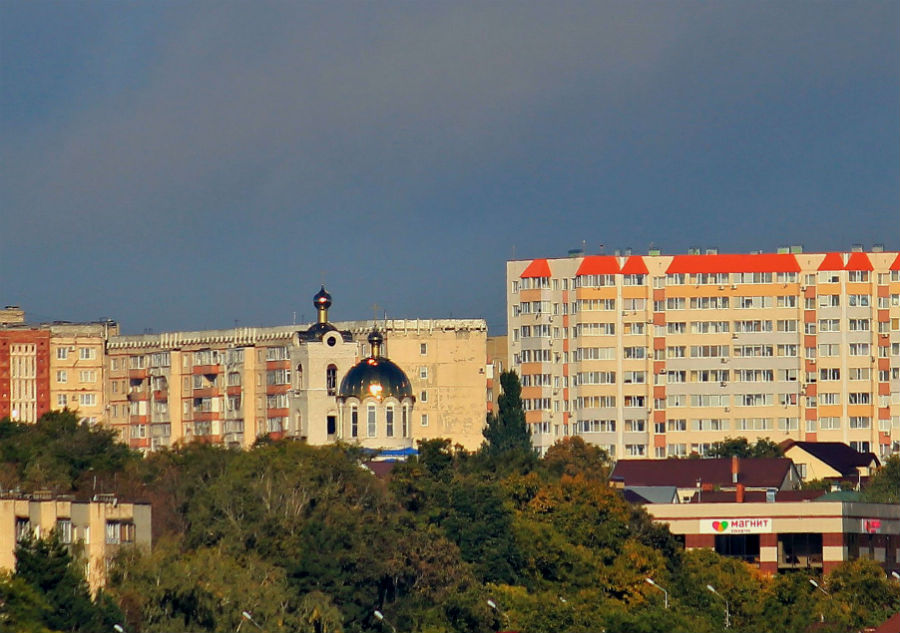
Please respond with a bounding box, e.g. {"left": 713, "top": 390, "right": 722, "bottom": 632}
{"left": 512, "top": 244, "right": 517, "bottom": 259}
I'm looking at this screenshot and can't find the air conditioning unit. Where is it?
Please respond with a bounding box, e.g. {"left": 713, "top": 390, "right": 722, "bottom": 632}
{"left": 801, "top": 286, "right": 807, "bottom": 291}
{"left": 720, "top": 358, "right": 728, "bottom": 364}
{"left": 731, "top": 284, "right": 738, "bottom": 289}
{"left": 720, "top": 381, "right": 727, "bottom": 387}
{"left": 718, "top": 285, "right": 725, "bottom": 290}
{"left": 810, "top": 359, "right": 816, "bottom": 364}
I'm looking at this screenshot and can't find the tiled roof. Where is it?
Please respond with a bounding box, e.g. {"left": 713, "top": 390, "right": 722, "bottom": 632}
{"left": 844, "top": 252, "right": 873, "bottom": 271}
{"left": 620, "top": 256, "right": 649, "bottom": 275}
{"left": 611, "top": 458, "right": 795, "bottom": 489}
{"left": 665, "top": 253, "right": 800, "bottom": 274}
{"left": 890, "top": 253, "right": 900, "bottom": 271}
{"left": 817, "top": 252, "right": 845, "bottom": 271}
{"left": 520, "top": 258, "right": 552, "bottom": 278}
{"left": 784, "top": 441, "right": 879, "bottom": 476}
{"left": 575, "top": 256, "right": 620, "bottom": 275}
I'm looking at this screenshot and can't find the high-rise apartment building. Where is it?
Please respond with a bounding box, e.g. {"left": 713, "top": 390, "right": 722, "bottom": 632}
{"left": 507, "top": 249, "right": 900, "bottom": 458}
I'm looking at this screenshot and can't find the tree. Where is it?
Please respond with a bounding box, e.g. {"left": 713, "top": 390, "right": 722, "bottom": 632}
{"left": 827, "top": 558, "right": 900, "bottom": 631}
{"left": 542, "top": 436, "right": 611, "bottom": 483}
{"left": 0, "top": 571, "right": 53, "bottom": 633}
{"left": 706, "top": 437, "right": 783, "bottom": 459}
{"left": 862, "top": 454, "right": 900, "bottom": 503}
{"left": 14, "top": 532, "right": 122, "bottom": 633}
{"left": 482, "top": 371, "right": 532, "bottom": 459}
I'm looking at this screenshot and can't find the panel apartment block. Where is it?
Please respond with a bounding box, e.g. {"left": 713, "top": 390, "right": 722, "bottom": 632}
{"left": 507, "top": 250, "right": 900, "bottom": 458}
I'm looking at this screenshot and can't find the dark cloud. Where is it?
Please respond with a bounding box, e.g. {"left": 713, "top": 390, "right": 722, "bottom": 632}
{"left": 1, "top": 2, "right": 897, "bottom": 332}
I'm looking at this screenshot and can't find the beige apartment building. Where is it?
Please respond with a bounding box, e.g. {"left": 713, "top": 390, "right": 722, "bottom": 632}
{"left": 1, "top": 317, "right": 117, "bottom": 425}
{"left": 0, "top": 493, "right": 151, "bottom": 591}
{"left": 106, "top": 291, "right": 488, "bottom": 452}
{"left": 507, "top": 248, "right": 900, "bottom": 458}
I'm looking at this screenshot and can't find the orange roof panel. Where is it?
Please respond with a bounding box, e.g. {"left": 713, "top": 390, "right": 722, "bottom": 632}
{"left": 575, "top": 256, "right": 620, "bottom": 276}
{"left": 520, "top": 258, "right": 552, "bottom": 278}
{"left": 620, "top": 256, "right": 649, "bottom": 275}
{"left": 666, "top": 253, "right": 799, "bottom": 274}
{"left": 844, "top": 252, "right": 873, "bottom": 271}
{"left": 817, "top": 252, "right": 845, "bottom": 271}
{"left": 890, "top": 254, "right": 900, "bottom": 271}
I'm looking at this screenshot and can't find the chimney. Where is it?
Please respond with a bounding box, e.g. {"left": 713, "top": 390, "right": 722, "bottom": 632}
{"left": 736, "top": 483, "right": 745, "bottom": 503}
{"left": 732, "top": 456, "right": 739, "bottom": 484}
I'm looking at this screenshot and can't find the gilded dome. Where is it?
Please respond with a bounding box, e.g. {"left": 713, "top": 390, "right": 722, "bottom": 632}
{"left": 338, "top": 330, "right": 413, "bottom": 401}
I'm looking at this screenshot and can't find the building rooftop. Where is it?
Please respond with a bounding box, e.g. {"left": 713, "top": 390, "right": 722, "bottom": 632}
{"left": 611, "top": 457, "right": 797, "bottom": 490}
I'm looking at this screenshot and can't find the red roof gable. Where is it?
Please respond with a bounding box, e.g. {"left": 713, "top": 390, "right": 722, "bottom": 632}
{"left": 575, "top": 256, "right": 619, "bottom": 276}
{"left": 666, "top": 253, "right": 799, "bottom": 274}
{"left": 844, "top": 252, "right": 873, "bottom": 271}
{"left": 611, "top": 458, "right": 795, "bottom": 489}
{"left": 620, "top": 256, "right": 649, "bottom": 275}
{"left": 817, "top": 252, "right": 845, "bottom": 271}
{"left": 890, "top": 253, "right": 900, "bottom": 271}
{"left": 520, "top": 258, "right": 551, "bottom": 278}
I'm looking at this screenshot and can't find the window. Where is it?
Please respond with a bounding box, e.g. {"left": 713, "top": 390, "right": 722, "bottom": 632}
{"left": 848, "top": 393, "right": 870, "bottom": 405}
{"left": 79, "top": 347, "right": 96, "bottom": 360}
{"left": 56, "top": 519, "right": 72, "bottom": 544}
{"left": 350, "top": 407, "right": 358, "bottom": 438}
{"left": 57, "top": 394, "right": 67, "bottom": 407}
{"left": 367, "top": 405, "right": 376, "bottom": 437}
{"left": 386, "top": 406, "right": 394, "bottom": 437}
{"left": 819, "top": 417, "right": 840, "bottom": 430}
{"left": 56, "top": 370, "right": 67, "bottom": 383}
{"left": 57, "top": 347, "right": 68, "bottom": 360}
{"left": 105, "top": 521, "right": 135, "bottom": 545}
{"left": 849, "top": 416, "right": 871, "bottom": 429}
{"left": 402, "top": 405, "right": 409, "bottom": 437}
{"left": 79, "top": 370, "right": 96, "bottom": 383}
{"left": 419, "top": 366, "right": 428, "bottom": 379}
{"left": 848, "top": 294, "right": 870, "bottom": 307}
{"left": 420, "top": 390, "right": 428, "bottom": 402}
{"left": 420, "top": 413, "right": 429, "bottom": 427}
{"left": 848, "top": 343, "right": 870, "bottom": 356}
{"left": 79, "top": 393, "right": 97, "bottom": 406}
{"left": 420, "top": 343, "right": 427, "bottom": 355}
{"left": 326, "top": 365, "right": 337, "bottom": 396}
{"left": 667, "top": 419, "right": 687, "bottom": 432}
{"left": 15, "top": 518, "right": 31, "bottom": 542}
{"left": 819, "top": 295, "right": 840, "bottom": 308}
{"left": 849, "top": 319, "right": 870, "bottom": 331}
{"left": 266, "top": 346, "right": 289, "bottom": 361}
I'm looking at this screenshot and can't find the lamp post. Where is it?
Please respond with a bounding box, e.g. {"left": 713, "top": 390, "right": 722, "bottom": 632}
{"left": 373, "top": 610, "right": 398, "bottom": 633}
{"left": 241, "top": 611, "right": 264, "bottom": 632}
{"left": 644, "top": 578, "right": 669, "bottom": 609}
{"left": 487, "top": 599, "right": 511, "bottom": 629}
{"left": 809, "top": 578, "right": 829, "bottom": 596}
{"left": 706, "top": 584, "right": 730, "bottom": 629}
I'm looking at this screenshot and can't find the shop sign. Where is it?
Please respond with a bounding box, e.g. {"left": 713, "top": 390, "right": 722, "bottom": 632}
{"left": 700, "top": 518, "right": 772, "bottom": 534}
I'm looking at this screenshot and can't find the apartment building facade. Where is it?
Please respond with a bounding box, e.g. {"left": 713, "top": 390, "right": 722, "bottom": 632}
{"left": 1, "top": 321, "right": 117, "bottom": 424}
{"left": 106, "top": 312, "right": 488, "bottom": 452}
{"left": 0, "top": 493, "right": 151, "bottom": 591}
{"left": 507, "top": 249, "right": 900, "bottom": 458}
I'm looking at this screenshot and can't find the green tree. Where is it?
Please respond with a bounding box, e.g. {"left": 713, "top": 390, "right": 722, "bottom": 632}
{"left": 706, "top": 436, "right": 783, "bottom": 459}
{"left": 862, "top": 454, "right": 900, "bottom": 503}
{"left": 482, "top": 371, "right": 533, "bottom": 459}
{"left": 0, "top": 571, "right": 53, "bottom": 633}
{"left": 14, "top": 532, "right": 121, "bottom": 633}
{"left": 827, "top": 558, "right": 900, "bottom": 631}
{"left": 542, "top": 436, "right": 611, "bottom": 482}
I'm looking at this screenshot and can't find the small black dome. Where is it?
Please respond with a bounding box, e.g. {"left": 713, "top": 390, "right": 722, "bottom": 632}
{"left": 313, "top": 286, "right": 332, "bottom": 310}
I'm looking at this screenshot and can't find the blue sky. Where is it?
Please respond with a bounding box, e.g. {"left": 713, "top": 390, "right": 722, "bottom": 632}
{"left": 1, "top": 2, "right": 897, "bottom": 334}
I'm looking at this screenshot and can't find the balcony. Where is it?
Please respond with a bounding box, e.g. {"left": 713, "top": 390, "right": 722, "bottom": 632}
{"left": 192, "top": 364, "right": 221, "bottom": 376}
{"left": 127, "top": 391, "right": 149, "bottom": 402}
{"left": 194, "top": 411, "right": 221, "bottom": 422}
{"left": 267, "top": 408, "right": 289, "bottom": 418}
{"left": 130, "top": 414, "right": 148, "bottom": 424}
{"left": 153, "top": 389, "right": 168, "bottom": 401}
{"left": 193, "top": 387, "right": 220, "bottom": 399}
{"left": 128, "top": 368, "right": 148, "bottom": 380}
{"left": 266, "top": 359, "right": 290, "bottom": 370}
{"left": 226, "top": 385, "right": 242, "bottom": 396}
{"left": 266, "top": 383, "right": 290, "bottom": 395}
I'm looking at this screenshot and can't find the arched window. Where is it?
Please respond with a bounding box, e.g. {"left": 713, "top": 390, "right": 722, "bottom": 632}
{"left": 326, "top": 365, "right": 337, "bottom": 396}
{"left": 385, "top": 405, "right": 394, "bottom": 437}
{"left": 350, "top": 406, "right": 358, "bottom": 438}
{"left": 402, "top": 404, "right": 409, "bottom": 437}
{"left": 367, "top": 404, "right": 376, "bottom": 437}
{"left": 296, "top": 364, "right": 303, "bottom": 389}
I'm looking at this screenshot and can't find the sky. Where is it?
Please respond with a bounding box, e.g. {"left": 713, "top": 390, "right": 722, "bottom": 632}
{"left": 1, "top": 2, "right": 898, "bottom": 335}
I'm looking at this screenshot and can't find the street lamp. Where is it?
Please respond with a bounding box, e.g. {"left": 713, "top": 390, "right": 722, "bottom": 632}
{"left": 241, "top": 611, "right": 264, "bottom": 631}
{"left": 645, "top": 577, "right": 669, "bottom": 609}
{"left": 809, "top": 578, "right": 829, "bottom": 596}
{"left": 706, "top": 584, "right": 730, "bottom": 629}
{"left": 891, "top": 571, "right": 900, "bottom": 582}
{"left": 113, "top": 626, "right": 126, "bottom": 633}
{"left": 373, "top": 610, "right": 397, "bottom": 633}
{"left": 487, "top": 599, "right": 511, "bottom": 629}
